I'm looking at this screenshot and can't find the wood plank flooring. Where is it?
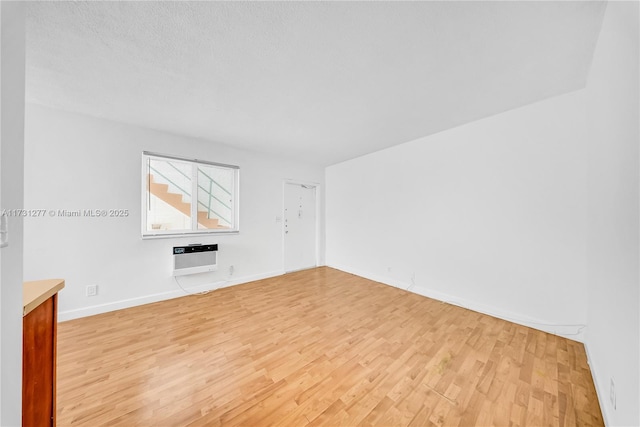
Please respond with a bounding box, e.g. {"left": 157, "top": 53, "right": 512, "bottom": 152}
{"left": 56, "top": 267, "right": 603, "bottom": 426}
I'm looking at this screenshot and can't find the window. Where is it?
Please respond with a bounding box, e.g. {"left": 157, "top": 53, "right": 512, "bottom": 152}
{"left": 142, "top": 152, "right": 239, "bottom": 237}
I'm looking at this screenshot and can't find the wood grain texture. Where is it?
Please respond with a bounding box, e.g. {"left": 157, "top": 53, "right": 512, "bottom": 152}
{"left": 57, "top": 267, "right": 603, "bottom": 426}
{"left": 24, "top": 295, "right": 56, "bottom": 426}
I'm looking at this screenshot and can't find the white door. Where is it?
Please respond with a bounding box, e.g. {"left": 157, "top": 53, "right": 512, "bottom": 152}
{"left": 283, "top": 182, "right": 317, "bottom": 272}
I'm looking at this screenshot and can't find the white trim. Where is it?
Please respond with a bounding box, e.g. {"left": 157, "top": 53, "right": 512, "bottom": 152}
{"left": 584, "top": 343, "right": 612, "bottom": 427}
{"left": 142, "top": 150, "right": 239, "bottom": 170}
{"left": 283, "top": 178, "right": 321, "bottom": 187}
{"left": 141, "top": 154, "right": 148, "bottom": 235}
{"left": 281, "top": 182, "right": 286, "bottom": 270}
{"left": 328, "top": 263, "right": 587, "bottom": 342}
{"left": 190, "top": 163, "right": 198, "bottom": 229}
{"left": 58, "top": 270, "right": 284, "bottom": 322}
{"left": 142, "top": 230, "right": 239, "bottom": 239}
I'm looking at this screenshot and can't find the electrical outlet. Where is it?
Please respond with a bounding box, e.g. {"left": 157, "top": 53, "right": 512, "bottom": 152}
{"left": 229, "top": 265, "right": 235, "bottom": 276}
{"left": 610, "top": 378, "right": 616, "bottom": 409}
{"left": 86, "top": 285, "right": 98, "bottom": 297}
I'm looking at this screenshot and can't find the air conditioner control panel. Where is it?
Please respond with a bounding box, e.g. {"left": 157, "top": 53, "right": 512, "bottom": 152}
{"left": 173, "top": 244, "right": 218, "bottom": 255}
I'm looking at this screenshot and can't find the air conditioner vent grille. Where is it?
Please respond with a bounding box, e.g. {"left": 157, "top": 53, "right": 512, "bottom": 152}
{"left": 172, "top": 244, "right": 218, "bottom": 276}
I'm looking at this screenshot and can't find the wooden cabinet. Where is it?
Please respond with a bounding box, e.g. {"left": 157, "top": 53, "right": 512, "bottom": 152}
{"left": 22, "top": 279, "right": 64, "bottom": 427}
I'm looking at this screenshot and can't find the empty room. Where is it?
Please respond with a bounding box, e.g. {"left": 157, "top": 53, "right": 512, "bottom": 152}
{"left": 1, "top": 1, "right": 638, "bottom": 426}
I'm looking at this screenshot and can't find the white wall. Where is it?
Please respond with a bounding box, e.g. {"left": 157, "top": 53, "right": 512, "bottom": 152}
{"left": 327, "top": 3, "right": 639, "bottom": 424}
{"left": 327, "top": 88, "right": 589, "bottom": 339}
{"left": 24, "top": 105, "right": 324, "bottom": 320}
{"left": 585, "top": 2, "right": 639, "bottom": 426}
{"left": 0, "top": 2, "right": 26, "bottom": 426}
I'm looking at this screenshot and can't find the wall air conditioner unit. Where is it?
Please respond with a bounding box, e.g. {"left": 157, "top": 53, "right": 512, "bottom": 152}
{"left": 173, "top": 244, "right": 218, "bottom": 276}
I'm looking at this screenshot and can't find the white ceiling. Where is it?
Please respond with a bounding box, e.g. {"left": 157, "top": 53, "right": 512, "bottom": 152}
{"left": 25, "top": 1, "right": 606, "bottom": 166}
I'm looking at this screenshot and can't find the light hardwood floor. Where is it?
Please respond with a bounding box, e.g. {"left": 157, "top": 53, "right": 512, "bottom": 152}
{"left": 57, "top": 267, "right": 603, "bottom": 426}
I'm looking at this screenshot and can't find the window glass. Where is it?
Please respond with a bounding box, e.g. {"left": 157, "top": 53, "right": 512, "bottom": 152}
{"left": 143, "top": 152, "right": 239, "bottom": 237}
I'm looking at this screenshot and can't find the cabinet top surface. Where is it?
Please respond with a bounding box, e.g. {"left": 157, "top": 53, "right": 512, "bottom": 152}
{"left": 23, "top": 279, "right": 65, "bottom": 316}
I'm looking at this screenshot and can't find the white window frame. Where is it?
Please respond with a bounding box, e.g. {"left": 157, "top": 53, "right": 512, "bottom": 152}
{"left": 142, "top": 151, "right": 240, "bottom": 238}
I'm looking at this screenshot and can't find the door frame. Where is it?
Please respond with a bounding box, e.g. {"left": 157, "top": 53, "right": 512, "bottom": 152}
{"left": 282, "top": 179, "right": 320, "bottom": 273}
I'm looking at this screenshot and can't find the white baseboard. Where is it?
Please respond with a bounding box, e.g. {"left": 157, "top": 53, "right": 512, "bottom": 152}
{"left": 58, "top": 270, "right": 285, "bottom": 322}
{"left": 584, "top": 342, "right": 611, "bottom": 427}
{"left": 328, "top": 263, "right": 586, "bottom": 342}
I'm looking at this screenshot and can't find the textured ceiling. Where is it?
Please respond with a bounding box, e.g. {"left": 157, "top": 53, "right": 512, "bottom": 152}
{"left": 26, "top": 1, "right": 606, "bottom": 166}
